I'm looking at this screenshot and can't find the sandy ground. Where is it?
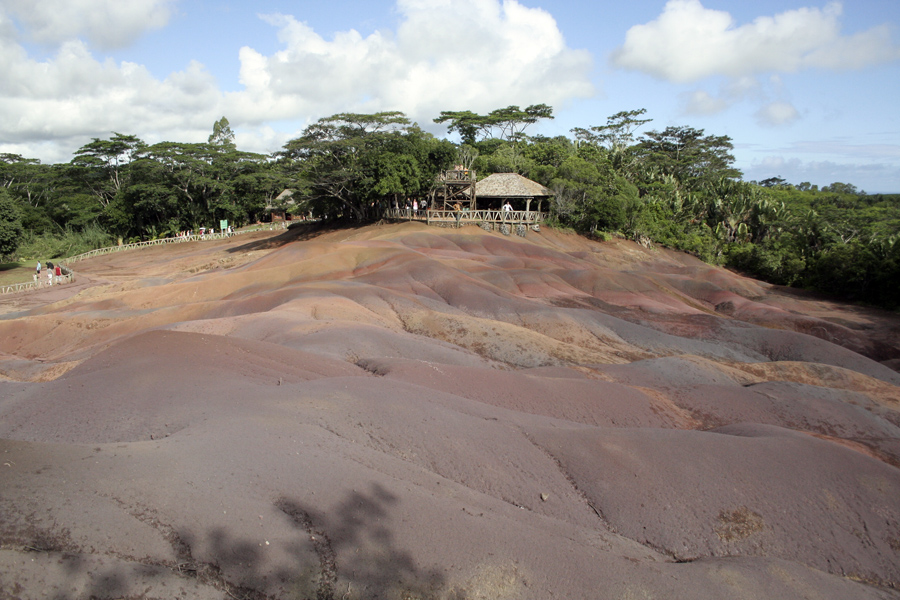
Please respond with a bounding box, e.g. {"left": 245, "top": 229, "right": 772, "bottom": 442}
{"left": 1, "top": 222, "right": 899, "bottom": 599}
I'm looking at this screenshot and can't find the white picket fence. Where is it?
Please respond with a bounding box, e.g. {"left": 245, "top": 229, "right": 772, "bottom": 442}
{"left": 1, "top": 229, "right": 254, "bottom": 296}
{"left": 0, "top": 274, "right": 76, "bottom": 295}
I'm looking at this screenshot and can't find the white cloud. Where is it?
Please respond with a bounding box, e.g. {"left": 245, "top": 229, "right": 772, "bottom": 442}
{"left": 0, "top": 0, "right": 594, "bottom": 163}
{"left": 726, "top": 76, "right": 763, "bottom": 99}
{"left": 0, "top": 13, "right": 222, "bottom": 162}
{"left": 611, "top": 0, "right": 900, "bottom": 83}
{"left": 0, "top": 0, "right": 175, "bottom": 49}
{"left": 0, "top": 33, "right": 221, "bottom": 143}
{"left": 228, "top": 0, "right": 594, "bottom": 126}
{"left": 678, "top": 76, "right": 768, "bottom": 117}
{"left": 680, "top": 90, "right": 729, "bottom": 115}
{"left": 755, "top": 101, "right": 801, "bottom": 127}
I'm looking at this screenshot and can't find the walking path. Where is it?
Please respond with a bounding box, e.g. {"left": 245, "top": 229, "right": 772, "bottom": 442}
{"left": 1, "top": 230, "right": 255, "bottom": 297}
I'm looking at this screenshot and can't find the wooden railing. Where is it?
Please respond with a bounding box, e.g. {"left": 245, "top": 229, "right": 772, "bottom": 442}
{"left": 1, "top": 228, "right": 255, "bottom": 296}
{"left": 61, "top": 231, "right": 237, "bottom": 265}
{"left": 384, "top": 209, "right": 547, "bottom": 226}
{"left": 1, "top": 274, "right": 76, "bottom": 294}
{"left": 441, "top": 169, "right": 475, "bottom": 182}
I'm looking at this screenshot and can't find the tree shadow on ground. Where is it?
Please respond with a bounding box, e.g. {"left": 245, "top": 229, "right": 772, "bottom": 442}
{"left": 227, "top": 220, "right": 377, "bottom": 255}
{"left": 276, "top": 483, "right": 457, "bottom": 600}
{"left": 2, "top": 484, "right": 461, "bottom": 600}
{"left": 0, "top": 261, "right": 24, "bottom": 272}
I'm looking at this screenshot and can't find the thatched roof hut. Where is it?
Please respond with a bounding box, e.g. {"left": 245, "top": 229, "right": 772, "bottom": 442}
{"left": 270, "top": 189, "right": 296, "bottom": 207}
{"left": 267, "top": 189, "right": 297, "bottom": 222}
{"left": 475, "top": 173, "right": 552, "bottom": 211}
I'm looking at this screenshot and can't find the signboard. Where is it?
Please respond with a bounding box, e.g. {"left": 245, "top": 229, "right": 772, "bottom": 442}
{"left": 220, "top": 220, "right": 229, "bottom": 231}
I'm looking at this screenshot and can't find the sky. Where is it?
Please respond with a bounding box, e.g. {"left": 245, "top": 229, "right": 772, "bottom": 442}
{"left": 1, "top": 0, "right": 899, "bottom": 192}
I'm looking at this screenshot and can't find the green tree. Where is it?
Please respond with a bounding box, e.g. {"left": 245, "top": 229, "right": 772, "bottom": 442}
{"left": 635, "top": 126, "right": 741, "bottom": 192}
{"left": 571, "top": 108, "right": 651, "bottom": 151}
{"left": 434, "top": 104, "right": 554, "bottom": 144}
{"left": 758, "top": 176, "right": 789, "bottom": 188}
{"left": 0, "top": 187, "right": 24, "bottom": 257}
{"left": 1, "top": 155, "right": 102, "bottom": 234}
{"left": 71, "top": 133, "right": 146, "bottom": 207}
{"left": 550, "top": 155, "right": 626, "bottom": 234}
{"left": 822, "top": 182, "right": 859, "bottom": 195}
{"left": 209, "top": 117, "right": 237, "bottom": 150}
{"left": 281, "top": 112, "right": 450, "bottom": 221}
{"left": 127, "top": 139, "right": 271, "bottom": 233}
{"left": 807, "top": 241, "right": 879, "bottom": 301}
{"left": 1, "top": 154, "right": 45, "bottom": 205}
{"left": 136, "top": 142, "right": 221, "bottom": 227}
{"left": 522, "top": 135, "right": 575, "bottom": 169}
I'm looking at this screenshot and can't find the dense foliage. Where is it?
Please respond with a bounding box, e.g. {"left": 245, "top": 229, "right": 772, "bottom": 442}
{"left": 0, "top": 187, "right": 24, "bottom": 257}
{"left": 1, "top": 111, "right": 897, "bottom": 309}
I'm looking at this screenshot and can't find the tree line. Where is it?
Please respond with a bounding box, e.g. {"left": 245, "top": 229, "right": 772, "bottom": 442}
{"left": 1, "top": 107, "right": 897, "bottom": 309}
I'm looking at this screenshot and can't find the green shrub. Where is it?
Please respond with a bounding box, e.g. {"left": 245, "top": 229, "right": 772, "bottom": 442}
{"left": 15, "top": 223, "right": 115, "bottom": 261}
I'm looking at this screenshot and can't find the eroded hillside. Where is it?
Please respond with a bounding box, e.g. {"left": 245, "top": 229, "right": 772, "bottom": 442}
{"left": 1, "top": 222, "right": 899, "bottom": 599}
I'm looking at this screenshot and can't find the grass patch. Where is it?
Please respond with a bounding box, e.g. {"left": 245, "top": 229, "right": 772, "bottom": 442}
{"left": 715, "top": 506, "right": 764, "bottom": 542}
{"left": 0, "top": 261, "right": 38, "bottom": 286}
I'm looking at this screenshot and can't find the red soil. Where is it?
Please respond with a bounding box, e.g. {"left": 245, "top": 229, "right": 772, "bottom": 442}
{"left": 1, "top": 222, "right": 898, "bottom": 599}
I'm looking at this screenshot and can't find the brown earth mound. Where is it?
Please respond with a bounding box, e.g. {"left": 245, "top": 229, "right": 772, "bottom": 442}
{"left": 1, "top": 222, "right": 899, "bottom": 600}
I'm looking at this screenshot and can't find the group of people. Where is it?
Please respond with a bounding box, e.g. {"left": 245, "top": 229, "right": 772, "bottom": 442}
{"left": 390, "top": 198, "right": 515, "bottom": 218}
{"left": 392, "top": 198, "right": 428, "bottom": 217}
{"left": 34, "top": 261, "right": 64, "bottom": 286}
{"left": 178, "top": 226, "right": 235, "bottom": 238}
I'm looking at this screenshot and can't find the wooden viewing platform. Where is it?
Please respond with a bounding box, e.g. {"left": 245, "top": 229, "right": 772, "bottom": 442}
{"left": 383, "top": 208, "right": 547, "bottom": 228}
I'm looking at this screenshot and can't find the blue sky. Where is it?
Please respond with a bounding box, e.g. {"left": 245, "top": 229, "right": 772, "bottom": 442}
{"left": 1, "top": 0, "right": 899, "bottom": 191}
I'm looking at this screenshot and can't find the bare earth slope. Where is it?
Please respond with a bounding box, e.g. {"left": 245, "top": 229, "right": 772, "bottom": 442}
{"left": 1, "top": 223, "right": 899, "bottom": 599}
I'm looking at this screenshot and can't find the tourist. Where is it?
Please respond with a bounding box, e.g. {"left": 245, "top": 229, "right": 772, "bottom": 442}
{"left": 54, "top": 264, "right": 62, "bottom": 284}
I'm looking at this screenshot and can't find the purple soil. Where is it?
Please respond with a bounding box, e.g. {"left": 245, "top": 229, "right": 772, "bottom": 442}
{"left": 529, "top": 423, "right": 900, "bottom": 587}
{"left": 1, "top": 223, "right": 899, "bottom": 600}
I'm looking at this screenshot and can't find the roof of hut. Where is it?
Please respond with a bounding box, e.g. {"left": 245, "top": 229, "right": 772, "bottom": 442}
{"left": 275, "top": 189, "right": 295, "bottom": 202}
{"left": 475, "top": 173, "right": 552, "bottom": 198}
{"left": 267, "top": 189, "right": 297, "bottom": 211}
